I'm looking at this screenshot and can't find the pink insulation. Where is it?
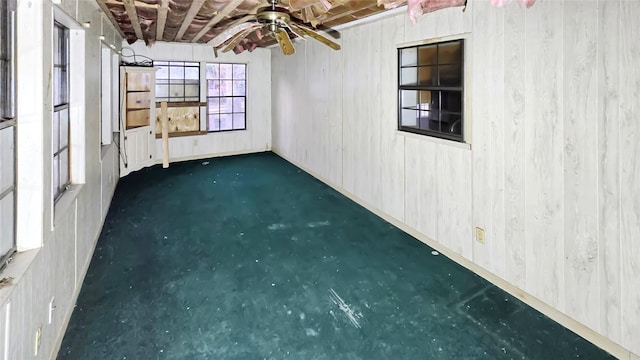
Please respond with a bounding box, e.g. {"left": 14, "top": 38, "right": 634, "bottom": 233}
{"left": 407, "top": 0, "right": 467, "bottom": 24}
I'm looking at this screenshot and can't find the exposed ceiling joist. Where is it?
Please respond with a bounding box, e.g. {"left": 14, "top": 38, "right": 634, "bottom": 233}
{"left": 95, "top": 0, "right": 126, "bottom": 38}
{"left": 175, "top": 0, "right": 207, "bottom": 41}
{"left": 123, "top": 0, "right": 144, "bottom": 40}
{"left": 156, "top": 0, "right": 169, "bottom": 41}
{"left": 104, "top": 0, "right": 158, "bottom": 9}
{"left": 190, "top": 0, "right": 246, "bottom": 43}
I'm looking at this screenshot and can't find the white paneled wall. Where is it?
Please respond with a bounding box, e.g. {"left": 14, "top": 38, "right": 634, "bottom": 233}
{"left": 126, "top": 42, "right": 272, "bottom": 162}
{"left": 0, "top": 0, "right": 122, "bottom": 359}
{"left": 271, "top": 0, "right": 640, "bottom": 357}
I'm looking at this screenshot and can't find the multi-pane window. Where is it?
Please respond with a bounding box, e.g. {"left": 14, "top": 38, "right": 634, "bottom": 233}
{"left": 206, "top": 63, "right": 246, "bottom": 132}
{"left": 53, "top": 22, "right": 70, "bottom": 201}
{"left": 398, "top": 40, "right": 464, "bottom": 142}
{"left": 155, "top": 61, "right": 199, "bottom": 103}
{"left": 0, "top": 0, "right": 16, "bottom": 265}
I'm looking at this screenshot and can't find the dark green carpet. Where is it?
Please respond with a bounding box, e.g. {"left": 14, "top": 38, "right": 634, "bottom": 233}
{"left": 58, "top": 152, "right": 613, "bottom": 359}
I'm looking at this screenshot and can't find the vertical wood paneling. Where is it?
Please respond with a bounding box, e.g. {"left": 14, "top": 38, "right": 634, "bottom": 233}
{"left": 562, "top": 0, "right": 599, "bottom": 330}
{"left": 379, "top": 15, "right": 405, "bottom": 221}
{"left": 597, "top": 0, "right": 622, "bottom": 344}
{"left": 340, "top": 26, "right": 360, "bottom": 195}
{"left": 404, "top": 137, "right": 438, "bottom": 240}
{"left": 619, "top": 1, "right": 640, "bottom": 354}
{"left": 470, "top": 0, "right": 491, "bottom": 270}
{"left": 503, "top": 2, "right": 527, "bottom": 290}
{"left": 438, "top": 145, "right": 472, "bottom": 259}
{"left": 523, "top": 0, "right": 564, "bottom": 309}
{"left": 327, "top": 39, "right": 344, "bottom": 187}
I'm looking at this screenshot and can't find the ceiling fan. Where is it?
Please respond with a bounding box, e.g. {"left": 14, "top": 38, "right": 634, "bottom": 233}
{"left": 209, "top": 0, "right": 341, "bottom": 56}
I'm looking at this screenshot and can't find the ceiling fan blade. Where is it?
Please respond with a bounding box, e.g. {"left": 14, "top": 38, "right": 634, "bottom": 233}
{"left": 283, "top": 21, "right": 307, "bottom": 40}
{"left": 275, "top": 30, "right": 295, "bottom": 55}
{"left": 222, "top": 26, "right": 260, "bottom": 53}
{"left": 208, "top": 20, "right": 260, "bottom": 47}
{"left": 295, "top": 23, "right": 340, "bottom": 51}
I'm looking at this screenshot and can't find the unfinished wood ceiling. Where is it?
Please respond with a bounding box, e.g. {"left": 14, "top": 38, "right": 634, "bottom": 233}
{"left": 97, "top": 0, "right": 406, "bottom": 53}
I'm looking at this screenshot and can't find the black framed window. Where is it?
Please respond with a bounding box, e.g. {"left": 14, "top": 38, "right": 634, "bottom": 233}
{"left": 0, "top": 0, "right": 16, "bottom": 267}
{"left": 398, "top": 39, "right": 464, "bottom": 142}
{"left": 53, "top": 22, "right": 70, "bottom": 201}
{"left": 206, "top": 63, "right": 246, "bottom": 132}
{"left": 155, "top": 61, "right": 200, "bottom": 103}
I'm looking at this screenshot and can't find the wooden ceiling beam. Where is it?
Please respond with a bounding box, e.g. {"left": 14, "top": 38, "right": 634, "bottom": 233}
{"left": 190, "top": 0, "right": 246, "bottom": 43}
{"left": 95, "top": 0, "right": 126, "bottom": 39}
{"left": 156, "top": 0, "right": 169, "bottom": 41}
{"left": 123, "top": 0, "right": 144, "bottom": 40}
{"left": 175, "top": 0, "right": 207, "bottom": 41}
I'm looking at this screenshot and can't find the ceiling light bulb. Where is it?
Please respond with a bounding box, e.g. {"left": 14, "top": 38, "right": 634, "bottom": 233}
{"left": 82, "top": 22, "right": 91, "bottom": 28}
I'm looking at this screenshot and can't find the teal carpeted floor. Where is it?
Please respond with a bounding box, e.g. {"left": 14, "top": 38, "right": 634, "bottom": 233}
{"left": 58, "top": 152, "right": 613, "bottom": 359}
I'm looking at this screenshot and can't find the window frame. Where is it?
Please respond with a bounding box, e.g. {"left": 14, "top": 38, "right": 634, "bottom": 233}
{"left": 397, "top": 39, "right": 465, "bottom": 142}
{"left": 52, "top": 21, "right": 70, "bottom": 203}
{"left": 0, "top": 0, "right": 16, "bottom": 268}
{"left": 154, "top": 60, "right": 200, "bottom": 103}
{"left": 205, "top": 62, "right": 247, "bottom": 133}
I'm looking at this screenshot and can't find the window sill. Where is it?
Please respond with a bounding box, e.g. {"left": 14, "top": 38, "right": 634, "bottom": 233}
{"left": 155, "top": 130, "right": 208, "bottom": 139}
{"left": 53, "top": 184, "right": 84, "bottom": 226}
{"left": 396, "top": 130, "right": 471, "bottom": 151}
{"left": 0, "top": 248, "right": 40, "bottom": 307}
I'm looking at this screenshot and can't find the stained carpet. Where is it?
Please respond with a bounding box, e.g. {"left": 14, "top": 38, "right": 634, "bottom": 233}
{"left": 58, "top": 152, "right": 613, "bottom": 359}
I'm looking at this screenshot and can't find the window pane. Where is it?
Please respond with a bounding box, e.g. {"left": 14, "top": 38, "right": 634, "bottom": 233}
{"left": 184, "top": 62, "right": 199, "bottom": 67}
{"left": 233, "top": 97, "right": 245, "bottom": 113}
{"left": 441, "top": 91, "right": 462, "bottom": 113}
{"left": 220, "top": 80, "right": 233, "bottom": 96}
{"left": 207, "top": 98, "right": 220, "bottom": 113}
{"left": 232, "top": 64, "right": 246, "bottom": 79}
{"left": 220, "top": 97, "right": 232, "bottom": 113}
{"left": 53, "top": 154, "right": 59, "bottom": 196}
{"left": 443, "top": 114, "right": 462, "bottom": 135}
{"left": 169, "top": 66, "right": 184, "bottom": 80}
{"left": 418, "top": 90, "right": 439, "bottom": 112}
{"left": 439, "top": 41, "right": 462, "bottom": 64}
{"left": 185, "top": 84, "right": 199, "bottom": 98}
{"left": 401, "top": 109, "right": 418, "bottom": 127}
{"left": 418, "top": 45, "right": 437, "bottom": 66}
{"left": 53, "top": 111, "right": 60, "bottom": 153}
{"left": 169, "top": 84, "right": 185, "bottom": 98}
{"left": 0, "top": 126, "right": 14, "bottom": 192}
{"left": 53, "top": 26, "right": 60, "bottom": 64}
{"left": 185, "top": 66, "right": 199, "bottom": 80}
{"left": 208, "top": 114, "right": 220, "bottom": 131}
{"left": 156, "top": 84, "right": 169, "bottom": 99}
{"left": 232, "top": 80, "right": 245, "bottom": 96}
{"left": 232, "top": 113, "right": 245, "bottom": 129}
{"left": 439, "top": 64, "right": 462, "bottom": 86}
{"left": 0, "top": 192, "right": 14, "bottom": 255}
{"left": 400, "top": 90, "right": 418, "bottom": 109}
{"left": 208, "top": 80, "right": 220, "bottom": 97}
{"left": 400, "top": 67, "right": 416, "bottom": 86}
{"left": 60, "top": 68, "right": 68, "bottom": 104}
{"left": 60, "top": 148, "right": 69, "bottom": 187}
{"left": 54, "top": 68, "right": 62, "bottom": 105}
{"left": 206, "top": 63, "right": 219, "bottom": 79}
{"left": 220, "top": 64, "right": 232, "bottom": 79}
{"left": 60, "top": 108, "right": 69, "bottom": 148}
{"left": 219, "top": 114, "right": 232, "bottom": 130}
{"left": 400, "top": 47, "right": 417, "bottom": 67}
{"left": 418, "top": 66, "right": 437, "bottom": 86}
{"left": 156, "top": 65, "right": 169, "bottom": 79}
{"left": 419, "top": 110, "right": 439, "bottom": 131}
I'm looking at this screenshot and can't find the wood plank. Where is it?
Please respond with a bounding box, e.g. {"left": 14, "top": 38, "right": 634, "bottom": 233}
{"left": 404, "top": 137, "right": 438, "bottom": 240}
{"left": 175, "top": 0, "right": 207, "bottom": 41}
{"left": 123, "top": 0, "right": 144, "bottom": 40}
{"left": 156, "top": 0, "right": 169, "bottom": 41}
{"left": 190, "top": 0, "right": 245, "bottom": 43}
{"left": 470, "top": 0, "right": 492, "bottom": 270}
{"left": 597, "top": 0, "right": 621, "bottom": 344}
{"left": 379, "top": 14, "right": 405, "bottom": 222}
{"left": 161, "top": 102, "right": 169, "bottom": 168}
{"left": 562, "top": 0, "right": 599, "bottom": 331}
{"left": 503, "top": 2, "right": 526, "bottom": 289}
{"left": 619, "top": 0, "right": 640, "bottom": 354}
{"left": 95, "top": 0, "right": 126, "bottom": 38}
{"left": 523, "top": 0, "right": 564, "bottom": 309}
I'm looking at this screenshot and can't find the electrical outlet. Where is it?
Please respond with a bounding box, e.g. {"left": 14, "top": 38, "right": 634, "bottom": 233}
{"left": 34, "top": 326, "right": 42, "bottom": 356}
{"left": 475, "top": 227, "right": 485, "bottom": 244}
